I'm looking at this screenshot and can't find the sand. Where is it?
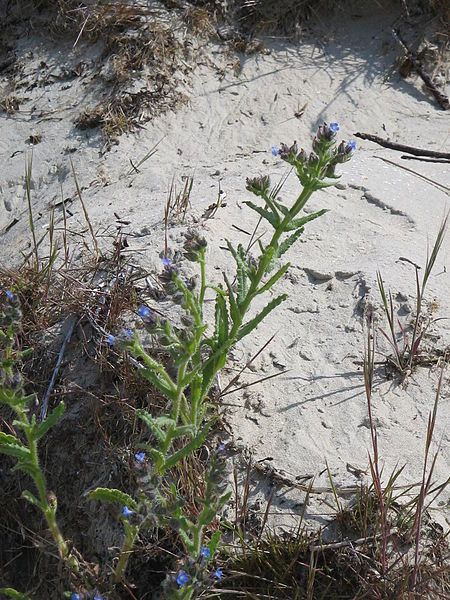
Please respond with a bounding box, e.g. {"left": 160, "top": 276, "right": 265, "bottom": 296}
{"left": 1, "top": 4, "right": 449, "bottom": 531}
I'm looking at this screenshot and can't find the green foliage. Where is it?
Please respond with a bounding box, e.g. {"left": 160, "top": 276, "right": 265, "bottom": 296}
{"left": 94, "top": 123, "right": 354, "bottom": 597}
{"left": 88, "top": 488, "right": 138, "bottom": 511}
{"left": 0, "top": 589, "right": 31, "bottom": 600}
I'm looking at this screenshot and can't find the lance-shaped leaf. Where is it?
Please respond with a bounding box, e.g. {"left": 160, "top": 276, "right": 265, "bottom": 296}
{"left": 256, "top": 263, "right": 290, "bottom": 296}
{"left": 88, "top": 488, "right": 138, "bottom": 511}
{"left": 277, "top": 227, "right": 305, "bottom": 259}
{"left": 34, "top": 402, "right": 65, "bottom": 440}
{"left": 208, "top": 530, "right": 222, "bottom": 557}
{"left": 0, "top": 589, "right": 31, "bottom": 600}
{"left": 223, "top": 273, "right": 240, "bottom": 326}
{"left": 164, "top": 422, "right": 212, "bottom": 470}
{"left": 214, "top": 292, "right": 229, "bottom": 347}
{"left": 284, "top": 208, "right": 327, "bottom": 231}
{"left": 22, "top": 490, "right": 43, "bottom": 510}
{"left": 272, "top": 199, "right": 290, "bottom": 216}
{"left": 236, "top": 294, "right": 288, "bottom": 341}
{"left": 137, "top": 410, "right": 167, "bottom": 444}
{"left": 243, "top": 201, "right": 279, "bottom": 228}
{"left": 0, "top": 433, "right": 30, "bottom": 461}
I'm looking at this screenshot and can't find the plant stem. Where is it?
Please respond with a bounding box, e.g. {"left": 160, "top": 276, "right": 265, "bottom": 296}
{"left": 20, "top": 409, "right": 69, "bottom": 560}
{"left": 114, "top": 524, "right": 140, "bottom": 583}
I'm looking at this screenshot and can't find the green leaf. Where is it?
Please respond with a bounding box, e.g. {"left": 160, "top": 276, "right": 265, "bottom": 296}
{"left": 208, "top": 530, "right": 221, "bottom": 557}
{"left": 34, "top": 402, "right": 65, "bottom": 440}
{"left": 22, "top": 490, "right": 43, "bottom": 510}
{"left": 223, "top": 274, "right": 240, "bottom": 326}
{"left": 165, "top": 422, "right": 212, "bottom": 470}
{"left": 177, "top": 527, "right": 195, "bottom": 553}
{"left": 136, "top": 410, "right": 166, "bottom": 444}
{"left": 198, "top": 505, "right": 217, "bottom": 527}
{"left": 277, "top": 228, "right": 305, "bottom": 259}
{"left": 236, "top": 294, "right": 288, "bottom": 341}
{"left": 0, "top": 433, "right": 30, "bottom": 461}
{"left": 272, "top": 199, "right": 290, "bottom": 216}
{"left": 0, "top": 588, "right": 32, "bottom": 600}
{"left": 214, "top": 293, "right": 229, "bottom": 346}
{"left": 285, "top": 208, "right": 327, "bottom": 231}
{"left": 88, "top": 488, "right": 138, "bottom": 510}
{"left": 243, "top": 201, "right": 279, "bottom": 227}
{"left": 257, "top": 263, "right": 290, "bottom": 296}
{"left": 149, "top": 448, "right": 166, "bottom": 472}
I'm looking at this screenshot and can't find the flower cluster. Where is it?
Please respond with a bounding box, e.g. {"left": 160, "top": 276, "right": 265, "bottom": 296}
{"left": 271, "top": 121, "right": 356, "bottom": 186}
{"left": 183, "top": 229, "right": 207, "bottom": 262}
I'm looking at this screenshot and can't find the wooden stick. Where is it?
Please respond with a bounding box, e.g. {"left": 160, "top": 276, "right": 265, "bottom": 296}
{"left": 393, "top": 28, "right": 450, "bottom": 111}
{"left": 401, "top": 155, "right": 450, "bottom": 164}
{"left": 354, "top": 132, "right": 450, "bottom": 160}
{"left": 39, "top": 315, "right": 77, "bottom": 421}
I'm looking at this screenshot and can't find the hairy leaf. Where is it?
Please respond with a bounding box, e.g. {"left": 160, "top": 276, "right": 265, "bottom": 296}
{"left": 285, "top": 208, "right": 327, "bottom": 231}
{"left": 0, "top": 433, "right": 30, "bottom": 461}
{"left": 22, "top": 490, "right": 43, "bottom": 510}
{"left": 277, "top": 227, "right": 305, "bottom": 258}
{"left": 0, "top": 589, "right": 31, "bottom": 600}
{"left": 257, "top": 263, "right": 290, "bottom": 295}
{"left": 88, "top": 488, "right": 137, "bottom": 511}
{"left": 34, "top": 402, "right": 65, "bottom": 440}
{"left": 237, "top": 294, "right": 288, "bottom": 341}
{"left": 243, "top": 201, "right": 279, "bottom": 227}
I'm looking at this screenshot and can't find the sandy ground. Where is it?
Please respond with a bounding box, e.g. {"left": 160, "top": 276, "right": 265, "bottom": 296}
{"left": 1, "top": 5, "right": 449, "bottom": 531}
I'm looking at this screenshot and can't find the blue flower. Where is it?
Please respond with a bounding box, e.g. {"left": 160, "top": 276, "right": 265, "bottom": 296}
{"left": 329, "top": 122, "right": 339, "bottom": 133}
{"left": 5, "top": 290, "right": 14, "bottom": 301}
{"left": 93, "top": 595, "right": 103, "bottom": 600}
{"left": 137, "top": 305, "right": 151, "bottom": 319}
{"left": 271, "top": 146, "right": 280, "bottom": 156}
{"left": 217, "top": 442, "right": 225, "bottom": 453}
{"left": 120, "top": 328, "right": 134, "bottom": 340}
{"left": 200, "top": 546, "right": 211, "bottom": 559}
{"left": 214, "top": 568, "right": 223, "bottom": 581}
{"left": 134, "top": 451, "right": 146, "bottom": 463}
{"left": 71, "top": 594, "right": 81, "bottom": 600}
{"left": 122, "top": 506, "right": 134, "bottom": 518}
{"left": 346, "top": 140, "right": 357, "bottom": 153}
{"left": 106, "top": 334, "right": 116, "bottom": 346}
{"left": 162, "top": 256, "right": 172, "bottom": 267}
{"left": 176, "top": 570, "right": 190, "bottom": 587}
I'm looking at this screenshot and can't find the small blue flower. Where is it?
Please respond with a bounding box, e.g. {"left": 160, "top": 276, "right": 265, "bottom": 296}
{"left": 120, "top": 328, "right": 134, "bottom": 340}
{"left": 134, "top": 451, "right": 146, "bottom": 463}
{"left": 162, "top": 256, "right": 172, "bottom": 267}
{"left": 137, "top": 305, "right": 151, "bottom": 319}
{"left": 71, "top": 594, "right": 81, "bottom": 600}
{"left": 122, "top": 506, "right": 134, "bottom": 518}
{"left": 200, "top": 546, "right": 211, "bottom": 559}
{"left": 329, "top": 122, "right": 339, "bottom": 133}
{"left": 5, "top": 290, "right": 14, "bottom": 301}
{"left": 346, "top": 140, "right": 357, "bottom": 153}
{"left": 106, "top": 334, "right": 116, "bottom": 346}
{"left": 271, "top": 146, "right": 280, "bottom": 156}
{"left": 217, "top": 442, "right": 225, "bottom": 453}
{"left": 214, "top": 567, "right": 223, "bottom": 581}
{"left": 176, "top": 570, "right": 190, "bottom": 587}
{"left": 93, "top": 595, "right": 103, "bottom": 600}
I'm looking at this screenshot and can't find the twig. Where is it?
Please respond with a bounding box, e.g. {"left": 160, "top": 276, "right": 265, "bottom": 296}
{"left": 39, "top": 315, "right": 77, "bottom": 421}
{"left": 392, "top": 28, "right": 450, "bottom": 111}
{"left": 401, "top": 155, "right": 450, "bottom": 164}
{"left": 354, "top": 132, "right": 450, "bottom": 160}
{"left": 374, "top": 157, "right": 450, "bottom": 196}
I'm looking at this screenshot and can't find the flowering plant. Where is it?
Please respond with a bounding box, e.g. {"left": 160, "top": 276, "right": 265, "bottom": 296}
{"left": 90, "top": 123, "right": 355, "bottom": 597}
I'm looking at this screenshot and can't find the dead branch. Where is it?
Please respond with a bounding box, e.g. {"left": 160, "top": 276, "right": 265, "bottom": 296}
{"left": 354, "top": 132, "right": 450, "bottom": 160}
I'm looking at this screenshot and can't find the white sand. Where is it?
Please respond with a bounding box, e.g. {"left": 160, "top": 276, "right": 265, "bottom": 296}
{"left": 1, "top": 5, "right": 449, "bottom": 530}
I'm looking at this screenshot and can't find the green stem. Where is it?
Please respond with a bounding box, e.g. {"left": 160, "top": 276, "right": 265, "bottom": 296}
{"left": 114, "top": 524, "right": 140, "bottom": 583}
{"left": 21, "top": 412, "right": 69, "bottom": 560}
